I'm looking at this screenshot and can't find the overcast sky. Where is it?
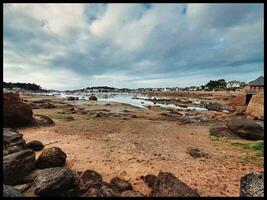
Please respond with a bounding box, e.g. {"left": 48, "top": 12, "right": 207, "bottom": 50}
{"left": 4, "top": 3, "right": 264, "bottom": 90}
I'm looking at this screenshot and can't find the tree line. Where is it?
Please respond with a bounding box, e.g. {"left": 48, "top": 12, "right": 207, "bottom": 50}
{"left": 3, "top": 82, "right": 45, "bottom": 91}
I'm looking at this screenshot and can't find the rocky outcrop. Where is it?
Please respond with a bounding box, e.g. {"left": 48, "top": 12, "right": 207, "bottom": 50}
{"left": 3, "top": 149, "right": 36, "bottom": 185}
{"left": 36, "top": 147, "right": 67, "bottom": 169}
{"left": 3, "top": 92, "right": 33, "bottom": 127}
{"left": 32, "top": 167, "right": 79, "bottom": 197}
{"left": 3, "top": 184, "right": 24, "bottom": 197}
{"left": 246, "top": 93, "right": 264, "bottom": 120}
{"left": 226, "top": 117, "right": 264, "bottom": 140}
{"left": 3, "top": 128, "right": 26, "bottom": 156}
{"left": 240, "top": 172, "right": 264, "bottom": 197}
{"left": 26, "top": 140, "right": 44, "bottom": 151}
{"left": 143, "top": 172, "right": 200, "bottom": 197}
{"left": 89, "top": 95, "right": 97, "bottom": 101}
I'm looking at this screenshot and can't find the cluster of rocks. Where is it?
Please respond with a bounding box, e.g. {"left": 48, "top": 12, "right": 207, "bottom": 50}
{"left": 3, "top": 129, "right": 206, "bottom": 197}
{"left": 210, "top": 116, "right": 264, "bottom": 140}
{"left": 66, "top": 95, "right": 97, "bottom": 101}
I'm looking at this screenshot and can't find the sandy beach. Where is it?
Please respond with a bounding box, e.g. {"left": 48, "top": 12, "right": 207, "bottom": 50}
{"left": 17, "top": 92, "right": 263, "bottom": 197}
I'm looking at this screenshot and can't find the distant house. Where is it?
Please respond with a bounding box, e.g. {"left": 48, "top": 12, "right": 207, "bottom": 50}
{"left": 226, "top": 81, "right": 246, "bottom": 89}
{"left": 243, "top": 76, "right": 264, "bottom": 105}
{"left": 244, "top": 76, "right": 264, "bottom": 93}
{"left": 227, "top": 81, "right": 239, "bottom": 88}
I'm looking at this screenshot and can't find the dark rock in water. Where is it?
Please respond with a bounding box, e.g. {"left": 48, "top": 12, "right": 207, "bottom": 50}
{"left": 26, "top": 140, "right": 44, "bottom": 151}
{"left": 226, "top": 117, "right": 264, "bottom": 140}
{"left": 240, "top": 172, "right": 264, "bottom": 197}
{"left": 3, "top": 149, "right": 36, "bottom": 185}
{"left": 3, "top": 184, "right": 24, "bottom": 197}
{"left": 33, "top": 115, "right": 54, "bottom": 126}
{"left": 79, "top": 170, "right": 103, "bottom": 193}
{"left": 38, "top": 102, "right": 56, "bottom": 109}
{"left": 110, "top": 177, "right": 133, "bottom": 192}
{"left": 32, "top": 167, "right": 79, "bottom": 197}
{"left": 3, "top": 128, "right": 26, "bottom": 156}
{"left": 89, "top": 95, "right": 97, "bottom": 101}
{"left": 99, "top": 182, "right": 121, "bottom": 197}
{"left": 4, "top": 92, "right": 33, "bottom": 127}
{"left": 121, "top": 190, "right": 145, "bottom": 197}
{"left": 144, "top": 172, "right": 200, "bottom": 197}
{"left": 36, "top": 147, "right": 67, "bottom": 169}
{"left": 187, "top": 148, "right": 209, "bottom": 159}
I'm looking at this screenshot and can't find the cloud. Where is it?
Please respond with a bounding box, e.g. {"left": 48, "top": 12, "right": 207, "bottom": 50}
{"left": 4, "top": 3, "right": 264, "bottom": 90}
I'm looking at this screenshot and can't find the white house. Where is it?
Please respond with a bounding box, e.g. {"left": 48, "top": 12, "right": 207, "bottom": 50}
{"left": 227, "top": 81, "right": 241, "bottom": 88}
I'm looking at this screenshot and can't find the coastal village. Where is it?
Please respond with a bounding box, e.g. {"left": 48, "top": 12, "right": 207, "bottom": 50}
{"left": 3, "top": 75, "right": 264, "bottom": 197}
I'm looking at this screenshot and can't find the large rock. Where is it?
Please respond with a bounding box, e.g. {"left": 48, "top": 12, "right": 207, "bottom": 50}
{"left": 32, "top": 167, "right": 79, "bottom": 196}
{"left": 79, "top": 170, "right": 103, "bottom": 193}
{"left": 240, "top": 172, "right": 264, "bottom": 197}
{"left": 110, "top": 177, "right": 133, "bottom": 192}
{"left": 3, "top": 128, "right": 26, "bottom": 156}
{"left": 3, "top": 92, "right": 33, "bottom": 127}
{"left": 246, "top": 93, "right": 264, "bottom": 120}
{"left": 26, "top": 140, "right": 44, "bottom": 151}
{"left": 209, "top": 127, "right": 239, "bottom": 139}
{"left": 33, "top": 115, "right": 54, "bottom": 126}
{"left": 36, "top": 147, "right": 67, "bottom": 169}
{"left": 3, "top": 149, "right": 36, "bottom": 185}
{"left": 99, "top": 182, "right": 121, "bottom": 197}
{"left": 226, "top": 117, "right": 264, "bottom": 140}
{"left": 144, "top": 172, "right": 200, "bottom": 197}
{"left": 3, "top": 184, "right": 24, "bottom": 197}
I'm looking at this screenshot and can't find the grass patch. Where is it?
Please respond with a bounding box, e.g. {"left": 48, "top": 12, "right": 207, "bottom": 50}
{"left": 209, "top": 135, "right": 229, "bottom": 143}
{"left": 232, "top": 141, "right": 264, "bottom": 157}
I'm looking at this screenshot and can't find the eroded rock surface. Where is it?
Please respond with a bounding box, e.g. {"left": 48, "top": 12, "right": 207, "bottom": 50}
{"left": 240, "top": 172, "right": 264, "bottom": 197}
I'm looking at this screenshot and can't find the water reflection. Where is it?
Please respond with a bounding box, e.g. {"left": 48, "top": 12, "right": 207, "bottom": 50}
{"left": 46, "top": 92, "right": 208, "bottom": 111}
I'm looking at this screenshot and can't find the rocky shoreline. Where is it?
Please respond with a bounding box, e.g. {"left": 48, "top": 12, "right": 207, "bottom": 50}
{"left": 3, "top": 91, "right": 264, "bottom": 197}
